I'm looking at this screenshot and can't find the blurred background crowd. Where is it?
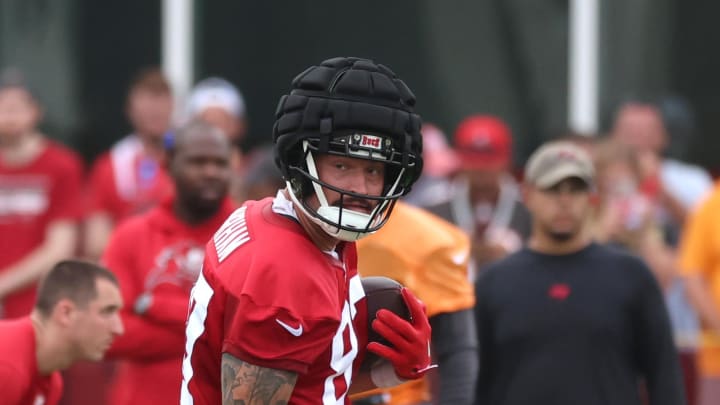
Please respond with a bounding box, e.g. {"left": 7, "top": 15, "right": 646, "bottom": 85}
{"left": 2, "top": 1, "right": 720, "bottom": 404}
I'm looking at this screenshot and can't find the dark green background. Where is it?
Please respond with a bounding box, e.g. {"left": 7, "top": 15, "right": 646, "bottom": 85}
{"left": 1, "top": 0, "right": 718, "bottom": 171}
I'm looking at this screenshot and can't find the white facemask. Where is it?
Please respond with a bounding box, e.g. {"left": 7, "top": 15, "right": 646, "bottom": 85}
{"left": 287, "top": 141, "right": 404, "bottom": 242}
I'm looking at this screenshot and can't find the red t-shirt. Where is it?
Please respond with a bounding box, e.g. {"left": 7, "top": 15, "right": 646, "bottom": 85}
{"left": 102, "top": 197, "right": 236, "bottom": 405}
{"left": 86, "top": 135, "right": 173, "bottom": 222}
{"left": 0, "top": 317, "right": 63, "bottom": 405}
{"left": 180, "top": 196, "right": 369, "bottom": 405}
{"left": 0, "top": 140, "right": 83, "bottom": 318}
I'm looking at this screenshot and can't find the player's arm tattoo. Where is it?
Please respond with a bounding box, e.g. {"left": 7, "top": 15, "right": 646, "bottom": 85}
{"left": 221, "top": 352, "right": 298, "bottom": 405}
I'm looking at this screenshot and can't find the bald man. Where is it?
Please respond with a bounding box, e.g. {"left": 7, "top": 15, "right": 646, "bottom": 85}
{"left": 102, "top": 120, "right": 237, "bottom": 405}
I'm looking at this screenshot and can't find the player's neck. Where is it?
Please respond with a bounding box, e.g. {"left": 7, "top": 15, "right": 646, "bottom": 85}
{"left": 31, "top": 311, "right": 74, "bottom": 375}
{"left": 138, "top": 132, "right": 165, "bottom": 160}
{"left": 173, "top": 198, "right": 220, "bottom": 225}
{"left": 280, "top": 188, "right": 339, "bottom": 251}
{"left": 528, "top": 229, "right": 591, "bottom": 255}
{"left": 0, "top": 131, "right": 44, "bottom": 167}
{"left": 295, "top": 205, "right": 339, "bottom": 251}
{"left": 469, "top": 183, "right": 501, "bottom": 207}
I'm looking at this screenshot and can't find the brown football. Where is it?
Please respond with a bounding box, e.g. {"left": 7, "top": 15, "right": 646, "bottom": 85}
{"left": 360, "top": 276, "right": 410, "bottom": 370}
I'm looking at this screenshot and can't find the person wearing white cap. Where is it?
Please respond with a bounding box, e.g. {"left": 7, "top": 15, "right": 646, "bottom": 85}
{"left": 186, "top": 77, "right": 247, "bottom": 144}
{"left": 473, "top": 141, "right": 685, "bottom": 405}
{"left": 186, "top": 77, "right": 248, "bottom": 202}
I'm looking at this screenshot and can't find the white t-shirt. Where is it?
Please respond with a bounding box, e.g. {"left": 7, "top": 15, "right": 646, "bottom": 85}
{"left": 661, "top": 158, "right": 713, "bottom": 209}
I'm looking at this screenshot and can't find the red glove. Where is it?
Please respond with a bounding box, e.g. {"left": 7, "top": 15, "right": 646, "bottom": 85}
{"left": 366, "top": 288, "right": 436, "bottom": 380}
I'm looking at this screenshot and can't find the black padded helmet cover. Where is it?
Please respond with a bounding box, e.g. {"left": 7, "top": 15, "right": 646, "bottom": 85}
{"left": 273, "top": 57, "right": 423, "bottom": 195}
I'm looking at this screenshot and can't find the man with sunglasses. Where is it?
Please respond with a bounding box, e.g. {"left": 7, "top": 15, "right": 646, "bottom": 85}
{"left": 181, "top": 57, "right": 433, "bottom": 405}
{"left": 474, "top": 141, "right": 685, "bottom": 405}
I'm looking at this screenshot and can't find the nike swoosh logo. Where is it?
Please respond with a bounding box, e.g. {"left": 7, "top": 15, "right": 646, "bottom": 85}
{"left": 275, "top": 318, "right": 303, "bottom": 336}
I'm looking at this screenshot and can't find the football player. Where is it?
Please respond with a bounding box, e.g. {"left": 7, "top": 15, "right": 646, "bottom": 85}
{"left": 0, "top": 260, "right": 123, "bottom": 405}
{"left": 181, "top": 57, "right": 433, "bottom": 404}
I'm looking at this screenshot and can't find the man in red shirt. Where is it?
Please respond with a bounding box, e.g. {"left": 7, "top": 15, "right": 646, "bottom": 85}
{"left": 65, "top": 67, "right": 175, "bottom": 405}
{"left": 102, "top": 120, "right": 236, "bottom": 405}
{"left": 185, "top": 77, "right": 248, "bottom": 203}
{"left": 182, "top": 57, "right": 433, "bottom": 404}
{"left": 0, "top": 259, "right": 124, "bottom": 405}
{"left": 0, "top": 72, "right": 84, "bottom": 319}
{"left": 84, "top": 67, "right": 174, "bottom": 261}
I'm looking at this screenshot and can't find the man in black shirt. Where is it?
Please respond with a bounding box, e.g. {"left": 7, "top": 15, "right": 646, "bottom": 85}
{"left": 474, "top": 141, "right": 685, "bottom": 405}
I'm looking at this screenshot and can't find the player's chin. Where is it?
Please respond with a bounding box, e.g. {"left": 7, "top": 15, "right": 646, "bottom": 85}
{"left": 192, "top": 194, "right": 225, "bottom": 211}
{"left": 85, "top": 349, "right": 105, "bottom": 362}
{"left": 547, "top": 229, "right": 577, "bottom": 242}
{"left": 198, "top": 186, "right": 227, "bottom": 202}
{"left": 548, "top": 219, "right": 581, "bottom": 234}
{"left": 93, "top": 342, "right": 115, "bottom": 360}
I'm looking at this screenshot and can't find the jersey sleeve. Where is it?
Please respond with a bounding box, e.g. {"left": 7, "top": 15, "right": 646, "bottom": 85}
{"left": 0, "top": 363, "right": 25, "bottom": 403}
{"left": 102, "top": 221, "right": 186, "bottom": 360}
{"left": 473, "top": 268, "right": 497, "bottom": 404}
{"left": 430, "top": 309, "right": 478, "bottom": 405}
{"left": 102, "top": 220, "right": 144, "bottom": 312}
{"left": 85, "top": 154, "right": 120, "bottom": 218}
{"left": 106, "top": 315, "right": 187, "bottom": 361}
{"left": 47, "top": 372, "right": 64, "bottom": 405}
{"left": 678, "top": 192, "right": 716, "bottom": 277}
{"left": 219, "top": 254, "right": 341, "bottom": 374}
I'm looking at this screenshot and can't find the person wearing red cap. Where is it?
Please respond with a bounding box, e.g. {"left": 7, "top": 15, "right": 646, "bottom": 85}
{"left": 426, "top": 114, "right": 531, "bottom": 275}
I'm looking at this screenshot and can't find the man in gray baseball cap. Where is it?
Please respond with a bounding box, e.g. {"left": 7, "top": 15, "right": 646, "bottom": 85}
{"left": 473, "top": 140, "right": 685, "bottom": 405}
{"left": 524, "top": 141, "right": 595, "bottom": 190}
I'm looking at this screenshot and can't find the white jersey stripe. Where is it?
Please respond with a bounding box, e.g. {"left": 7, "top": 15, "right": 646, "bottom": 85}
{"left": 180, "top": 269, "right": 215, "bottom": 404}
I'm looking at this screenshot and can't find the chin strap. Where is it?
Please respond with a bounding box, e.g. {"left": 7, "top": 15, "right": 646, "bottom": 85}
{"left": 294, "top": 141, "right": 408, "bottom": 241}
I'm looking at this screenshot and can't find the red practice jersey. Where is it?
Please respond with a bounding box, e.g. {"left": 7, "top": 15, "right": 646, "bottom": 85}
{"left": 0, "top": 140, "right": 83, "bottom": 318}
{"left": 181, "top": 195, "right": 368, "bottom": 405}
{"left": 0, "top": 317, "right": 63, "bottom": 405}
{"left": 102, "top": 197, "right": 236, "bottom": 405}
{"left": 86, "top": 135, "right": 172, "bottom": 222}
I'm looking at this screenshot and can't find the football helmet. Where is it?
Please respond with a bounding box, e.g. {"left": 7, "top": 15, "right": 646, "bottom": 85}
{"left": 273, "top": 57, "right": 423, "bottom": 241}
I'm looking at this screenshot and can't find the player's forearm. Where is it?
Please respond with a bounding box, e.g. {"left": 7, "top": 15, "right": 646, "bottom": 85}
{"left": 105, "top": 312, "right": 186, "bottom": 360}
{"left": 221, "top": 353, "right": 297, "bottom": 404}
{"left": 436, "top": 347, "right": 478, "bottom": 405}
{"left": 83, "top": 213, "right": 113, "bottom": 261}
{"left": 0, "top": 222, "right": 77, "bottom": 298}
{"left": 138, "top": 293, "right": 191, "bottom": 326}
{"left": 431, "top": 309, "right": 478, "bottom": 405}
